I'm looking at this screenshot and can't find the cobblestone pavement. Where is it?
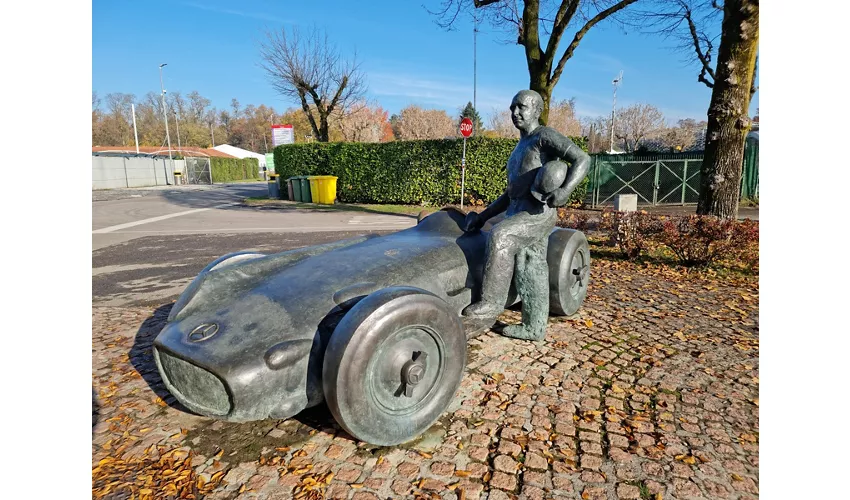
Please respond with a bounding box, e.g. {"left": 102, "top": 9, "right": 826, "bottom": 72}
{"left": 92, "top": 257, "right": 759, "bottom": 499}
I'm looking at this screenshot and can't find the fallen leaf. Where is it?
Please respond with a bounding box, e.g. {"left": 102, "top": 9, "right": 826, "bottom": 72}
{"left": 584, "top": 319, "right": 594, "bottom": 328}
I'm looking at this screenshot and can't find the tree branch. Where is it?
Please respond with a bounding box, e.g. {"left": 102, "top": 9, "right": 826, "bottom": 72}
{"left": 325, "top": 76, "right": 349, "bottom": 117}
{"left": 550, "top": 0, "right": 639, "bottom": 88}
{"left": 474, "top": 0, "right": 502, "bottom": 6}
{"left": 686, "top": 7, "right": 716, "bottom": 88}
{"left": 296, "top": 90, "right": 320, "bottom": 138}
{"left": 544, "top": 1, "right": 580, "bottom": 69}
{"left": 750, "top": 55, "right": 758, "bottom": 96}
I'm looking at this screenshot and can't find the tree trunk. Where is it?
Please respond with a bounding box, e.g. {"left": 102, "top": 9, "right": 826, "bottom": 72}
{"left": 318, "top": 116, "right": 330, "bottom": 143}
{"left": 697, "top": 0, "right": 759, "bottom": 220}
{"left": 529, "top": 66, "right": 552, "bottom": 125}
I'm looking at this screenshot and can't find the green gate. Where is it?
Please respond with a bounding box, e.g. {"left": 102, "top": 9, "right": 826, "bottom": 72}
{"left": 587, "top": 153, "right": 704, "bottom": 207}
{"left": 741, "top": 136, "right": 759, "bottom": 200}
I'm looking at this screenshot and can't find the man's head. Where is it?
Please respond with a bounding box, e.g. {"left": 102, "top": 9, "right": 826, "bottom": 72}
{"left": 510, "top": 90, "right": 543, "bottom": 134}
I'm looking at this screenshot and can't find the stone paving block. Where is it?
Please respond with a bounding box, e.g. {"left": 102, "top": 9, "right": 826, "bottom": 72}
{"left": 91, "top": 255, "right": 759, "bottom": 500}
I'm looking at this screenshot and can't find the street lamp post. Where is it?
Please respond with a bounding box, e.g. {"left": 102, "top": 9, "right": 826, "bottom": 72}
{"left": 159, "top": 63, "right": 173, "bottom": 184}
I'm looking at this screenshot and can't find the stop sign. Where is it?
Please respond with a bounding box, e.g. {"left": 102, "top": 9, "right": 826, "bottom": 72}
{"left": 459, "top": 117, "right": 473, "bottom": 138}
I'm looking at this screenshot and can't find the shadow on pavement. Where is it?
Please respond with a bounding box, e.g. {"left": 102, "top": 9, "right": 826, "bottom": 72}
{"left": 92, "top": 387, "right": 100, "bottom": 430}
{"left": 129, "top": 303, "right": 196, "bottom": 415}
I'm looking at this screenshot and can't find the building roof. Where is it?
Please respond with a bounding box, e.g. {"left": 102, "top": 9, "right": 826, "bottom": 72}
{"left": 211, "top": 144, "right": 267, "bottom": 161}
{"left": 92, "top": 146, "right": 237, "bottom": 158}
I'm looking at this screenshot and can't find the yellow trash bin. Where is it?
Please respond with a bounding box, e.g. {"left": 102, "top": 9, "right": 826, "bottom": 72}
{"left": 307, "top": 175, "right": 338, "bottom": 204}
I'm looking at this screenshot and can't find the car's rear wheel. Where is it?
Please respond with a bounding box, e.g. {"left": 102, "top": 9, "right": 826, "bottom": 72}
{"left": 323, "top": 287, "right": 466, "bottom": 446}
{"left": 547, "top": 229, "right": 591, "bottom": 316}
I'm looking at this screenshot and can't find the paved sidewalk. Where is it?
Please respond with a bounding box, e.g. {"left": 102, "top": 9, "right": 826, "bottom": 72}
{"left": 93, "top": 258, "right": 758, "bottom": 499}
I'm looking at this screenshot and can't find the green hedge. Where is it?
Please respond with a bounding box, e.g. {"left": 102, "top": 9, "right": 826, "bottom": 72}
{"left": 210, "top": 157, "right": 260, "bottom": 182}
{"left": 274, "top": 136, "right": 589, "bottom": 206}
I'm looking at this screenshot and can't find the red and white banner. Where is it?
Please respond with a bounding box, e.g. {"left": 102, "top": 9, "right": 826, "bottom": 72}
{"left": 272, "top": 124, "right": 294, "bottom": 146}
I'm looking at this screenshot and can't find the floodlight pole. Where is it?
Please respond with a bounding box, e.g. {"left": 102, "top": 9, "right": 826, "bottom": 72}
{"left": 473, "top": 12, "right": 478, "bottom": 134}
{"left": 159, "top": 63, "right": 173, "bottom": 184}
{"left": 609, "top": 71, "right": 623, "bottom": 153}
{"left": 131, "top": 104, "right": 140, "bottom": 154}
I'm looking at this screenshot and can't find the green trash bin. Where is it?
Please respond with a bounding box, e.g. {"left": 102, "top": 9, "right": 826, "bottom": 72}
{"left": 267, "top": 174, "right": 280, "bottom": 199}
{"left": 299, "top": 177, "right": 312, "bottom": 203}
{"left": 289, "top": 176, "right": 303, "bottom": 202}
{"left": 275, "top": 175, "right": 287, "bottom": 200}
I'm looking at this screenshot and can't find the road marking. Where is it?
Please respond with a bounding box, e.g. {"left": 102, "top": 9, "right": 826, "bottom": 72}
{"left": 348, "top": 215, "right": 415, "bottom": 226}
{"left": 92, "top": 202, "right": 239, "bottom": 234}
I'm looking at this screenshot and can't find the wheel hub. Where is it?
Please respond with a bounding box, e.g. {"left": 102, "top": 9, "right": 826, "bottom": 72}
{"left": 401, "top": 352, "right": 428, "bottom": 397}
{"left": 569, "top": 250, "right": 589, "bottom": 298}
{"left": 369, "top": 327, "right": 444, "bottom": 414}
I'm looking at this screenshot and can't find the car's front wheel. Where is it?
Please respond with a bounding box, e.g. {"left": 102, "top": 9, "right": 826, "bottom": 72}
{"left": 322, "top": 287, "right": 466, "bottom": 446}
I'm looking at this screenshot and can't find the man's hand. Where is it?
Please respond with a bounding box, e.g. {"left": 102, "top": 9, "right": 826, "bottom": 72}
{"left": 545, "top": 187, "right": 572, "bottom": 208}
{"left": 463, "top": 211, "right": 485, "bottom": 232}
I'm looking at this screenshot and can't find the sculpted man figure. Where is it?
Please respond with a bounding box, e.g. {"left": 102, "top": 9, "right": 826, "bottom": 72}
{"left": 462, "top": 89, "right": 590, "bottom": 340}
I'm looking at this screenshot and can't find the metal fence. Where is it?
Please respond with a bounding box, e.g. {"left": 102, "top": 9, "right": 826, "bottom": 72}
{"left": 586, "top": 147, "right": 758, "bottom": 207}
{"left": 185, "top": 157, "right": 212, "bottom": 185}
{"left": 587, "top": 152, "right": 703, "bottom": 207}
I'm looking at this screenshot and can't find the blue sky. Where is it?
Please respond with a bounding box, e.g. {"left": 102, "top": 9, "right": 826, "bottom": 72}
{"left": 92, "top": 0, "right": 758, "bottom": 123}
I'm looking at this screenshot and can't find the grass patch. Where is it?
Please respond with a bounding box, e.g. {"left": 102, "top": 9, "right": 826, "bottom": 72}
{"left": 222, "top": 178, "right": 265, "bottom": 184}
{"left": 243, "top": 197, "right": 438, "bottom": 217}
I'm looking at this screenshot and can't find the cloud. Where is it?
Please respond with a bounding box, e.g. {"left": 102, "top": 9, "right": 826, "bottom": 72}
{"left": 368, "top": 72, "right": 512, "bottom": 113}
{"left": 182, "top": 2, "right": 289, "bottom": 23}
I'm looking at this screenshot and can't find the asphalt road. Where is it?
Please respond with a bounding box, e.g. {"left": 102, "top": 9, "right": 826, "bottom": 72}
{"left": 92, "top": 183, "right": 411, "bottom": 307}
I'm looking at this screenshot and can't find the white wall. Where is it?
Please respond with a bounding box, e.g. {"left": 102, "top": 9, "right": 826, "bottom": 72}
{"left": 92, "top": 156, "right": 176, "bottom": 189}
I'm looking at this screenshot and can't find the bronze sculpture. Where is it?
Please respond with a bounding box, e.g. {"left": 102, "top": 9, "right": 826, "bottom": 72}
{"left": 462, "top": 90, "right": 590, "bottom": 340}
{"left": 152, "top": 90, "right": 591, "bottom": 446}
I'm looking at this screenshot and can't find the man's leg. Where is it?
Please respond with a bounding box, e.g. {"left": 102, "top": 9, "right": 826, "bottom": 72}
{"left": 462, "top": 217, "right": 525, "bottom": 319}
{"left": 502, "top": 239, "right": 549, "bottom": 341}
{"left": 463, "top": 210, "right": 556, "bottom": 320}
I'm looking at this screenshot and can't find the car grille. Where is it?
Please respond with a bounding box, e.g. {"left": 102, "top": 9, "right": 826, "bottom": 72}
{"left": 156, "top": 349, "right": 231, "bottom": 416}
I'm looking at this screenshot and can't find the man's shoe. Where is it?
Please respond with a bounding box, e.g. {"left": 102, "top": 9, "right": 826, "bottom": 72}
{"left": 462, "top": 301, "right": 502, "bottom": 320}
{"left": 501, "top": 323, "right": 545, "bottom": 341}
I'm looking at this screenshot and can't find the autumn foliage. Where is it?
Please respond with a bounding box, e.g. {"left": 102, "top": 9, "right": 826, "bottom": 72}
{"left": 561, "top": 209, "right": 759, "bottom": 270}
{"left": 598, "top": 210, "right": 664, "bottom": 260}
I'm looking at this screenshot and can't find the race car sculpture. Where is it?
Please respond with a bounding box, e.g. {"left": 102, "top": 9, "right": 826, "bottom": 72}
{"left": 153, "top": 208, "right": 590, "bottom": 446}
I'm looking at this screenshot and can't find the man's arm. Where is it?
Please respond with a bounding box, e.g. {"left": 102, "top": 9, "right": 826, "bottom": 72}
{"left": 464, "top": 191, "right": 509, "bottom": 232}
{"left": 541, "top": 130, "right": 591, "bottom": 207}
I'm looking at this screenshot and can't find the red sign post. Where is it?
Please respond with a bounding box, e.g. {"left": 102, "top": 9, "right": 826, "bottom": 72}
{"left": 459, "top": 118, "right": 473, "bottom": 208}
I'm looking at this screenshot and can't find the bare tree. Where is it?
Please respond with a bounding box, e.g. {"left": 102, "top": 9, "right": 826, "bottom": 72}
{"left": 580, "top": 115, "right": 611, "bottom": 153}
{"left": 259, "top": 27, "right": 366, "bottom": 142}
{"left": 547, "top": 98, "right": 581, "bottom": 136}
{"left": 337, "top": 101, "right": 393, "bottom": 143}
{"left": 658, "top": 117, "right": 705, "bottom": 151}
{"left": 634, "top": 0, "right": 758, "bottom": 218}
{"left": 396, "top": 105, "right": 457, "bottom": 140}
{"left": 429, "top": 0, "right": 640, "bottom": 124}
{"left": 614, "top": 103, "right": 665, "bottom": 152}
{"left": 488, "top": 108, "right": 519, "bottom": 138}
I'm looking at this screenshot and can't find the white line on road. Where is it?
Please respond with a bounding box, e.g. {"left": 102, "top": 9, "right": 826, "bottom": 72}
{"left": 100, "top": 225, "right": 413, "bottom": 233}
{"left": 92, "top": 202, "right": 239, "bottom": 234}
